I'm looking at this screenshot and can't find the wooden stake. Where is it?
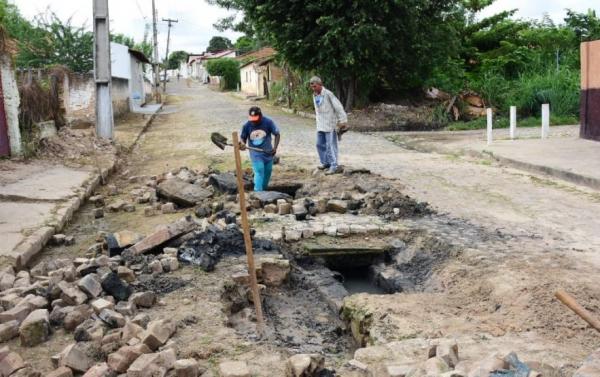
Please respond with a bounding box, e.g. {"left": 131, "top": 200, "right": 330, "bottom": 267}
{"left": 232, "top": 132, "right": 265, "bottom": 334}
{"left": 555, "top": 289, "right": 600, "bottom": 333}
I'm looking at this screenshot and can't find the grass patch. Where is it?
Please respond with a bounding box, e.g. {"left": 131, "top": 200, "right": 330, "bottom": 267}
{"left": 446, "top": 114, "right": 578, "bottom": 131}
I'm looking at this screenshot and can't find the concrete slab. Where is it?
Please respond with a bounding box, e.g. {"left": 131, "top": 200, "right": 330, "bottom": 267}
{"left": 0, "top": 165, "right": 92, "bottom": 201}
{"left": 0, "top": 201, "right": 55, "bottom": 253}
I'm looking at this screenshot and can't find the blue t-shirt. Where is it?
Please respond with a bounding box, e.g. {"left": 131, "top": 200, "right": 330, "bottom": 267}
{"left": 240, "top": 116, "right": 280, "bottom": 163}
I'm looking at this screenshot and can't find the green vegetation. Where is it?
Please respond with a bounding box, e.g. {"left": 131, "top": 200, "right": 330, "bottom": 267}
{"left": 209, "top": 0, "right": 599, "bottom": 126}
{"left": 206, "top": 36, "right": 233, "bottom": 53}
{"left": 206, "top": 58, "right": 240, "bottom": 90}
{"left": 167, "top": 50, "right": 189, "bottom": 70}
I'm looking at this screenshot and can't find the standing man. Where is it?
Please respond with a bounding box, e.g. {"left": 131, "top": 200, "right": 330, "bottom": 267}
{"left": 240, "top": 106, "right": 281, "bottom": 191}
{"left": 310, "top": 76, "right": 349, "bottom": 175}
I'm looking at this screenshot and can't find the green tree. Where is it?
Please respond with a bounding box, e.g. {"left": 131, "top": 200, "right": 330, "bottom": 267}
{"left": 234, "top": 36, "right": 255, "bottom": 55}
{"left": 167, "top": 50, "right": 188, "bottom": 69}
{"left": 111, "top": 33, "right": 135, "bottom": 48}
{"left": 206, "top": 58, "right": 239, "bottom": 90}
{"left": 208, "top": 0, "right": 458, "bottom": 109}
{"left": 206, "top": 36, "right": 233, "bottom": 53}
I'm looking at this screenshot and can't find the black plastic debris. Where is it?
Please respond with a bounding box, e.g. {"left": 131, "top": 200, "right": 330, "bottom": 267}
{"left": 177, "top": 224, "right": 277, "bottom": 271}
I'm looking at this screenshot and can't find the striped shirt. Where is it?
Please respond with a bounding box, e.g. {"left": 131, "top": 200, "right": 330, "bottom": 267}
{"left": 313, "top": 87, "right": 348, "bottom": 132}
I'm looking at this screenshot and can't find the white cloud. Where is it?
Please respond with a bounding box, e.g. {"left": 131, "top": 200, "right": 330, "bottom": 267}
{"left": 478, "top": 0, "right": 598, "bottom": 23}
{"left": 9, "top": 0, "right": 242, "bottom": 58}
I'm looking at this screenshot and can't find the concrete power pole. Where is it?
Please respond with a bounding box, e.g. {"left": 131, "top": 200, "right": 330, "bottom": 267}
{"left": 152, "top": 0, "right": 161, "bottom": 103}
{"left": 93, "top": 0, "right": 114, "bottom": 139}
{"left": 162, "top": 18, "right": 178, "bottom": 93}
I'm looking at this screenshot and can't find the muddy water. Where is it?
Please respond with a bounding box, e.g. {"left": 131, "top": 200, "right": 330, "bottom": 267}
{"left": 336, "top": 267, "right": 387, "bottom": 295}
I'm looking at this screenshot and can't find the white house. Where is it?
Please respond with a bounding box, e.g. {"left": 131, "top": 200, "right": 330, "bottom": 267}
{"left": 110, "top": 42, "right": 152, "bottom": 111}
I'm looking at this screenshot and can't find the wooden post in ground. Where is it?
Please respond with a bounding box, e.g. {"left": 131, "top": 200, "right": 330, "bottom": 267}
{"left": 541, "top": 103, "right": 550, "bottom": 139}
{"left": 486, "top": 108, "right": 493, "bottom": 145}
{"left": 232, "top": 131, "right": 265, "bottom": 335}
{"left": 510, "top": 106, "right": 517, "bottom": 140}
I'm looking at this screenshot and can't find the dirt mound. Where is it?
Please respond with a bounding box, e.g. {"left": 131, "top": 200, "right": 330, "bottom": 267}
{"left": 349, "top": 102, "right": 445, "bottom": 132}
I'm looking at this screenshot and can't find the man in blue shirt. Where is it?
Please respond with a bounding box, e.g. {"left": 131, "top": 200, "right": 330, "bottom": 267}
{"left": 239, "top": 106, "right": 281, "bottom": 192}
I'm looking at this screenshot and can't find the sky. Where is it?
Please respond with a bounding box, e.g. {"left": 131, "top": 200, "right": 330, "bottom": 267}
{"left": 9, "top": 0, "right": 599, "bottom": 61}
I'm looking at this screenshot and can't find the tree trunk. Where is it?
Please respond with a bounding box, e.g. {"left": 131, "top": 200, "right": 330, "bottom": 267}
{"left": 344, "top": 76, "right": 355, "bottom": 112}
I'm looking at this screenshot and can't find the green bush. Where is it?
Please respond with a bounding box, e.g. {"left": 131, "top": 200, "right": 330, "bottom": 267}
{"left": 206, "top": 58, "right": 240, "bottom": 90}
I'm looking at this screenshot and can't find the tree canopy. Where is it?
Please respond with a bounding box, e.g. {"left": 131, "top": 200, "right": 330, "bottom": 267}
{"left": 167, "top": 50, "right": 188, "bottom": 70}
{"left": 206, "top": 36, "right": 233, "bottom": 53}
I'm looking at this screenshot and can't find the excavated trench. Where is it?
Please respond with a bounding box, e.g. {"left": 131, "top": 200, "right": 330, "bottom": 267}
{"left": 221, "top": 228, "right": 458, "bottom": 357}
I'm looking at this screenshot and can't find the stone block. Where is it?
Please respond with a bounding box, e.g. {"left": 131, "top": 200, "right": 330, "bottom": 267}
{"left": 58, "top": 282, "right": 88, "bottom": 306}
{"left": 19, "top": 309, "right": 50, "bottom": 346}
{"left": 0, "top": 352, "right": 26, "bottom": 377}
{"left": 78, "top": 274, "right": 103, "bottom": 298}
{"left": 0, "top": 320, "right": 19, "bottom": 342}
{"left": 63, "top": 310, "right": 87, "bottom": 332}
{"left": 116, "top": 301, "right": 137, "bottom": 317}
{"left": 99, "top": 309, "right": 126, "bottom": 328}
{"left": 174, "top": 359, "right": 199, "bottom": 377}
{"left": 108, "top": 344, "right": 149, "bottom": 373}
{"left": 284, "top": 229, "right": 301, "bottom": 242}
{"left": 218, "top": 361, "right": 250, "bottom": 377}
{"left": 74, "top": 319, "right": 105, "bottom": 342}
{"left": 264, "top": 204, "right": 277, "bottom": 213}
{"left": 286, "top": 354, "right": 324, "bottom": 377}
{"left": 277, "top": 202, "right": 292, "bottom": 215}
{"left": 467, "top": 355, "right": 508, "bottom": 377}
{"left": 59, "top": 344, "right": 92, "bottom": 373}
{"left": 92, "top": 298, "right": 115, "bottom": 314}
{"left": 82, "top": 363, "right": 116, "bottom": 377}
{"left": 161, "top": 203, "right": 176, "bottom": 214}
{"left": 385, "top": 365, "right": 415, "bottom": 377}
{"left": 121, "top": 321, "right": 144, "bottom": 343}
{"left": 90, "top": 195, "right": 105, "bottom": 207}
{"left": 117, "top": 267, "right": 136, "bottom": 283}
{"left": 0, "top": 305, "right": 32, "bottom": 324}
{"left": 129, "top": 292, "right": 156, "bottom": 308}
{"left": 126, "top": 353, "right": 163, "bottom": 377}
{"left": 140, "top": 320, "right": 176, "bottom": 350}
{"left": 327, "top": 200, "right": 348, "bottom": 214}
{"left": 0, "top": 273, "right": 16, "bottom": 291}
{"left": 46, "top": 366, "right": 74, "bottom": 377}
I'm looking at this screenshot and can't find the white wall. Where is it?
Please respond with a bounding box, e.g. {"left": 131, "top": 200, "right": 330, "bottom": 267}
{"left": 110, "top": 42, "right": 131, "bottom": 80}
{"left": 241, "top": 64, "right": 259, "bottom": 96}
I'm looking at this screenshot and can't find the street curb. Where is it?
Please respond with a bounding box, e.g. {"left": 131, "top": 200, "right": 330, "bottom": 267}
{"left": 389, "top": 137, "right": 600, "bottom": 192}
{"left": 6, "top": 105, "right": 163, "bottom": 270}
{"left": 481, "top": 150, "right": 600, "bottom": 191}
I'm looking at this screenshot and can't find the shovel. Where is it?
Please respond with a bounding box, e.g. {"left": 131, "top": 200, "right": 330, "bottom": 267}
{"left": 211, "top": 132, "right": 265, "bottom": 153}
{"left": 211, "top": 132, "right": 280, "bottom": 164}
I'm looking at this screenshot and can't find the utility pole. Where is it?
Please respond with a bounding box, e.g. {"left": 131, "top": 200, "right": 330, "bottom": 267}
{"left": 162, "top": 18, "right": 178, "bottom": 93}
{"left": 152, "top": 0, "right": 161, "bottom": 103}
{"left": 93, "top": 0, "right": 114, "bottom": 139}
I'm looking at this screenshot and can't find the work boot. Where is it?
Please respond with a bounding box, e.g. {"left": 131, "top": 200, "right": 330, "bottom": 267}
{"left": 325, "top": 166, "right": 342, "bottom": 175}
{"left": 317, "top": 165, "right": 330, "bottom": 170}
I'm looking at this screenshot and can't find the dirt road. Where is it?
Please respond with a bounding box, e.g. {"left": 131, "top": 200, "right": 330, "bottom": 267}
{"left": 23, "top": 80, "right": 600, "bottom": 375}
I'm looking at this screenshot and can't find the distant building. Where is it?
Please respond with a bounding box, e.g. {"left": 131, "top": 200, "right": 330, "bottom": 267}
{"left": 239, "top": 48, "right": 282, "bottom": 98}
{"left": 187, "top": 49, "right": 237, "bottom": 83}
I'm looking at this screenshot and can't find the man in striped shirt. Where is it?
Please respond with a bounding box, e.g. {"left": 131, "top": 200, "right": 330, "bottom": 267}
{"left": 310, "top": 76, "right": 349, "bottom": 175}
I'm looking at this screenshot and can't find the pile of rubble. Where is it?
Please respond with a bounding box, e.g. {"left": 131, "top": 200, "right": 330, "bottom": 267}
{"left": 0, "top": 219, "right": 204, "bottom": 377}
{"left": 347, "top": 340, "right": 548, "bottom": 377}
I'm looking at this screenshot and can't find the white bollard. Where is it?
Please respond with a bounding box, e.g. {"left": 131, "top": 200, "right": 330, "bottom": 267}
{"left": 486, "top": 108, "right": 493, "bottom": 145}
{"left": 510, "top": 106, "right": 517, "bottom": 140}
{"left": 541, "top": 103, "right": 550, "bottom": 139}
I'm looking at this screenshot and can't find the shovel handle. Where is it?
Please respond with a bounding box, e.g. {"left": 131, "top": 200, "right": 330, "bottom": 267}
{"left": 555, "top": 289, "right": 600, "bottom": 332}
